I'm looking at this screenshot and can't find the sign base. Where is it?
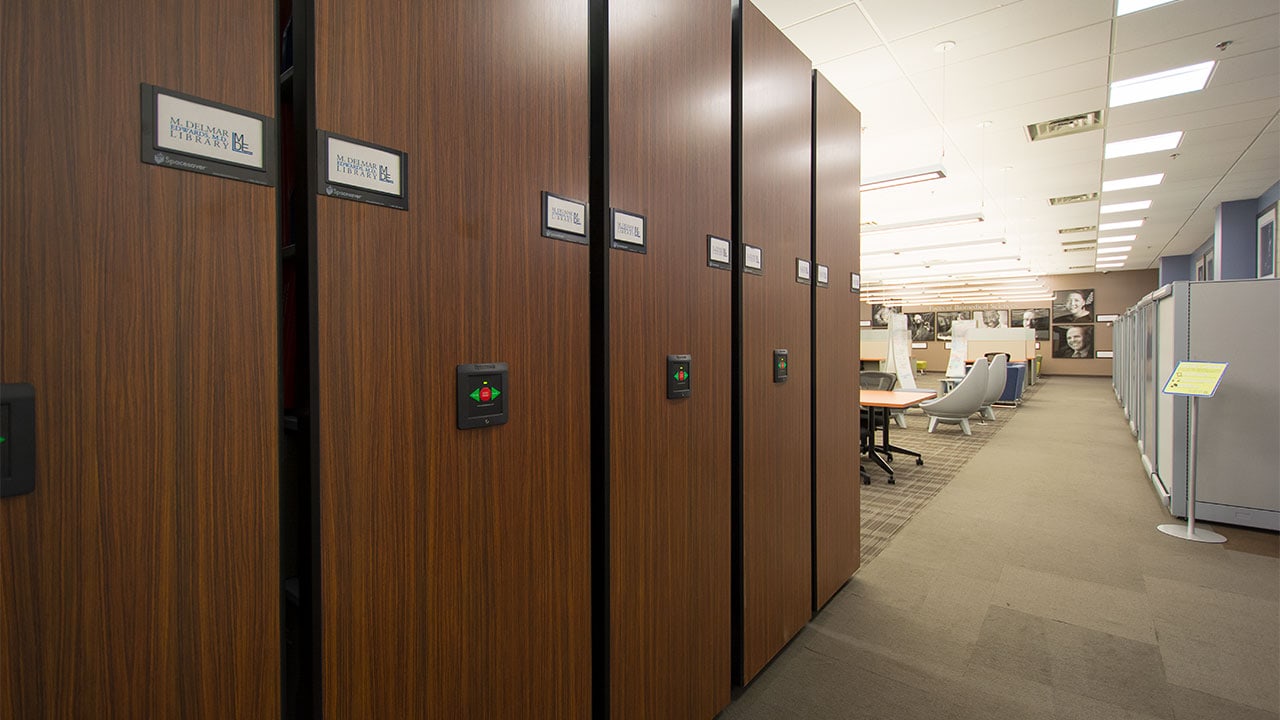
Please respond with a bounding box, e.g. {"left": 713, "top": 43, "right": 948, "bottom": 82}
{"left": 1157, "top": 523, "right": 1227, "bottom": 544}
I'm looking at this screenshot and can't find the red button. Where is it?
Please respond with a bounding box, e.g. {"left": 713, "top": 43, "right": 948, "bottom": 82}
{"left": 479, "top": 387, "right": 492, "bottom": 402}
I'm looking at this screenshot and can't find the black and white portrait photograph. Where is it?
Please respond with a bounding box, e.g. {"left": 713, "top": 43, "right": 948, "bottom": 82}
{"left": 871, "top": 303, "right": 900, "bottom": 328}
{"left": 908, "top": 312, "right": 935, "bottom": 341}
{"left": 978, "top": 309, "right": 1008, "bottom": 328}
{"left": 1052, "top": 324, "right": 1094, "bottom": 358}
{"left": 1053, "top": 289, "right": 1094, "bottom": 323}
{"left": 1013, "top": 307, "right": 1051, "bottom": 340}
{"left": 935, "top": 310, "right": 971, "bottom": 341}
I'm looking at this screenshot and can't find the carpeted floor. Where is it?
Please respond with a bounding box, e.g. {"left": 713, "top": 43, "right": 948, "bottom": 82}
{"left": 860, "top": 374, "right": 1042, "bottom": 565}
{"left": 721, "top": 375, "right": 1280, "bottom": 720}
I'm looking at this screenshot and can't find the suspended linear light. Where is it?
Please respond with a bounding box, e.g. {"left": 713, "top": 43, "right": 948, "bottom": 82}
{"left": 1100, "top": 219, "right": 1144, "bottom": 231}
{"left": 861, "top": 212, "right": 985, "bottom": 235}
{"left": 1103, "top": 173, "right": 1163, "bottom": 192}
{"left": 1097, "top": 234, "right": 1136, "bottom": 244}
{"left": 860, "top": 164, "right": 947, "bottom": 192}
{"left": 1096, "top": 245, "right": 1132, "bottom": 254}
{"left": 1101, "top": 200, "right": 1152, "bottom": 214}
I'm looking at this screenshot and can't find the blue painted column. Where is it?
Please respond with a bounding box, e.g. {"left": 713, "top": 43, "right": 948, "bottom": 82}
{"left": 1215, "top": 200, "right": 1256, "bottom": 280}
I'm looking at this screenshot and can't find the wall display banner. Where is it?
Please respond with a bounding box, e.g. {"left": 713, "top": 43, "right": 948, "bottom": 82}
{"left": 945, "top": 320, "right": 976, "bottom": 377}
{"left": 908, "top": 311, "right": 935, "bottom": 342}
{"left": 540, "top": 191, "right": 588, "bottom": 244}
{"left": 1012, "top": 307, "right": 1050, "bottom": 340}
{"left": 935, "top": 310, "right": 970, "bottom": 341}
{"left": 707, "top": 235, "right": 731, "bottom": 270}
{"left": 743, "top": 244, "right": 763, "bottom": 275}
{"left": 140, "top": 83, "right": 277, "bottom": 186}
{"left": 1053, "top": 288, "right": 1095, "bottom": 323}
{"left": 1052, "top": 324, "right": 1094, "bottom": 359}
{"left": 610, "top": 208, "right": 646, "bottom": 253}
{"left": 977, "top": 309, "right": 1008, "bottom": 328}
{"left": 887, "top": 312, "right": 916, "bottom": 390}
{"left": 318, "top": 131, "right": 408, "bottom": 210}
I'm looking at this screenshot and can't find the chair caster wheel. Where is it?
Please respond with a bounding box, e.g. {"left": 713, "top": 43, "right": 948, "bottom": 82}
{"left": 886, "top": 454, "right": 894, "bottom": 462}
{"left": 916, "top": 458, "right": 923, "bottom": 466}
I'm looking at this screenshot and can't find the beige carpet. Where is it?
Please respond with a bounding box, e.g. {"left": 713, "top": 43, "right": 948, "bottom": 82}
{"left": 723, "top": 376, "right": 1280, "bottom": 720}
{"left": 860, "top": 373, "right": 1041, "bottom": 566}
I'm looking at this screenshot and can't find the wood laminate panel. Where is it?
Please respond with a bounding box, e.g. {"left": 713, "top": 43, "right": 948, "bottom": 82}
{"left": 607, "top": 0, "right": 733, "bottom": 717}
{"left": 738, "top": 0, "right": 814, "bottom": 685}
{"left": 0, "top": 1, "right": 280, "bottom": 717}
{"left": 813, "top": 72, "right": 861, "bottom": 610}
{"left": 312, "top": 1, "right": 591, "bottom": 716}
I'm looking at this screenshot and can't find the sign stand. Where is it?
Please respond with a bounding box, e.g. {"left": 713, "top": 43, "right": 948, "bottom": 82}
{"left": 1157, "top": 361, "right": 1229, "bottom": 544}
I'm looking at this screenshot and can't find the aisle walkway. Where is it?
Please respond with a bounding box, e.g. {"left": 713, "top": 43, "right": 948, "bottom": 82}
{"left": 722, "top": 376, "right": 1280, "bottom": 720}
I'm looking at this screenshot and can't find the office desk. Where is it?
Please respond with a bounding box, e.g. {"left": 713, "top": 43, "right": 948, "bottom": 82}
{"left": 860, "top": 389, "right": 937, "bottom": 484}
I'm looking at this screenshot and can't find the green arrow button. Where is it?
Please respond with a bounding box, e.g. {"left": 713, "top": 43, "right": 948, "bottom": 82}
{"left": 491, "top": 388, "right": 501, "bottom": 399}
{"left": 469, "top": 389, "right": 481, "bottom": 402}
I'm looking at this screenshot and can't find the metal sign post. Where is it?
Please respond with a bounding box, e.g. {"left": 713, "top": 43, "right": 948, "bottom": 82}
{"left": 1157, "top": 361, "right": 1229, "bottom": 544}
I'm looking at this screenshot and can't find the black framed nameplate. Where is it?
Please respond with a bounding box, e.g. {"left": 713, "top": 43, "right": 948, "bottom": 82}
{"left": 610, "top": 208, "right": 647, "bottom": 253}
{"left": 743, "top": 244, "right": 764, "bottom": 276}
{"left": 707, "top": 235, "right": 731, "bottom": 270}
{"left": 317, "top": 131, "right": 408, "bottom": 210}
{"left": 795, "top": 258, "right": 812, "bottom": 285}
{"left": 816, "top": 264, "right": 829, "bottom": 288}
{"left": 542, "top": 191, "right": 589, "bottom": 245}
{"left": 140, "top": 83, "right": 277, "bottom": 186}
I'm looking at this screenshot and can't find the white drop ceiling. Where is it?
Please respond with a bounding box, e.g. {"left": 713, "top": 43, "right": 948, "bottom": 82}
{"left": 751, "top": 0, "right": 1280, "bottom": 290}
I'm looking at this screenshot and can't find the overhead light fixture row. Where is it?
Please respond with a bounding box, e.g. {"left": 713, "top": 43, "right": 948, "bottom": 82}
{"left": 1109, "top": 61, "right": 1214, "bottom": 108}
{"left": 1101, "top": 200, "right": 1152, "bottom": 214}
{"left": 862, "top": 212, "right": 985, "bottom": 235}
{"left": 1103, "top": 173, "right": 1164, "bottom": 192}
{"left": 1097, "top": 234, "right": 1136, "bottom": 244}
{"left": 1099, "top": 219, "right": 1144, "bottom": 231}
{"left": 1116, "top": 0, "right": 1181, "bottom": 16}
{"left": 1096, "top": 245, "right": 1132, "bottom": 254}
{"left": 860, "top": 164, "right": 947, "bottom": 192}
{"left": 1105, "top": 131, "right": 1183, "bottom": 159}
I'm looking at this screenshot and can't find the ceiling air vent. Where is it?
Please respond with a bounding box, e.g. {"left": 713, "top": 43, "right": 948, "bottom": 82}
{"left": 1059, "top": 225, "right": 1097, "bottom": 234}
{"left": 1068, "top": 264, "right": 1095, "bottom": 270}
{"left": 1026, "top": 110, "right": 1104, "bottom": 142}
{"left": 1062, "top": 239, "right": 1097, "bottom": 247}
{"left": 1049, "top": 192, "right": 1099, "bottom": 206}
{"left": 1062, "top": 246, "right": 1095, "bottom": 253}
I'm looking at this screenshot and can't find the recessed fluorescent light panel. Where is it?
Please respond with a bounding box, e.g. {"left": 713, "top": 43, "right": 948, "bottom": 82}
{"left": 1110, "top": 61, "right": 1214, "bottom": 107}
{"left": 1096, "top": 245, "right": 1132, "bottom": 254}
{"left": 1097, "top": 234, "right": 1136, "bottom": 244}
{"left": 1100, "top": 200, "right": 1152, "bottom": 214}
{"left": 861, "top": 212, "right": 985, "bottom": 235}
{"left": 1105, "top": 131, "right": 1183, "bottom": 159}
{"left": 861, "top": 165, "right": 947, "bottom": 192}
{"left": 1096, "top": 262, "right": 1125, "bottom": 268}
{"left": 1102, "top": 173, "right": 1163, "bottom": 192}
{"left": 1117, "top": 0, "right": 1181, "bottom": 16}
{"left": 1100, "top": 219, "right": 1144, "bottom": 231}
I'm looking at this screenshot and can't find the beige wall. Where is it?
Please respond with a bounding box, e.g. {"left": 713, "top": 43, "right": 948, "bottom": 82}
{"left": 859, "top": 269, "right": 1160, "bottom": 377}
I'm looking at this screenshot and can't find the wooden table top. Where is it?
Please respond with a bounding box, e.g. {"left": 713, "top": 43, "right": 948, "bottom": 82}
{"left": 859, "top": 389, "right": 938, "bottom": 408}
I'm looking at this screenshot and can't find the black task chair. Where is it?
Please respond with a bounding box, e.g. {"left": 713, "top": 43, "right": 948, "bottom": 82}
{"left": 859, "top": 372, "right": 898, "bottom": 483}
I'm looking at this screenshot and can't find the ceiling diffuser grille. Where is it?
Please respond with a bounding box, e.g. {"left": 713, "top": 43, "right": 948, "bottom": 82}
{"left": 1049, "top": 192, "right": 1099, "bottom": 206}
{"left": 1059, "top": 225, "right": 1097, "bottom": 234}
{"left": 1069, "top": 264, "right": 1095, "bottom": 270}
{"left": 1062, "top": 246, "right": 1095, "bottom": 253}
{"left": 1027, "top": 110, "right": 1104, "bottom": 142}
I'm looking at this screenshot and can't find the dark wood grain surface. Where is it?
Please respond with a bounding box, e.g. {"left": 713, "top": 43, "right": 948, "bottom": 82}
{"left": 0, "top": 1, "right": 280, "bottom": 717}
{"left": 311, "top": 1, "right": 592, "bottom": 716}
{"left": 738, "top": 0, "right": 815, "bottom": 685}
{"left": 606, "top": 0, "right": 733, "bottom": 717}
{"left": 813, "top": 72, "right": 862, "bottom": 611}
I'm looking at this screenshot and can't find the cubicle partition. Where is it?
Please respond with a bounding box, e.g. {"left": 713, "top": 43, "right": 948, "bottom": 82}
{"left": 1115, "top": 280, "right": 1280, "bottom": 530}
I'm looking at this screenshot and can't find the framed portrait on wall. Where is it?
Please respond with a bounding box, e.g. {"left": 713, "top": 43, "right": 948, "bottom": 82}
{"left": 935, "top": 310, "right": 970, "bottom": 341}
{"left": 1012, "top": 307, "right": 1050, "bottom": 340}
{"left": 908, "top": 311, "right": 935, "bottom": 341}
{"left": 1052, "top": 325, "right": 1094, "bottom": 359}
{"left": 870, "top": 303, "right": 899, "bottom": 328}
{"left": 977, "top": 309, "right": 1007, "bottom": 328}
{"left": 1052, "top": 289, "right": 1094, "bottom": 323}
{"left": 1259, "top": 203, "right": 1276, "bottom": 279}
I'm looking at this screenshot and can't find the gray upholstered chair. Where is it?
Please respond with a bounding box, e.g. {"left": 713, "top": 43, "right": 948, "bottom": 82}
{"left": 978, "top": 353, "right": 1008, "bottom": 421}
{"left": 920, "top": 357, "right": 989, "bottom": 435}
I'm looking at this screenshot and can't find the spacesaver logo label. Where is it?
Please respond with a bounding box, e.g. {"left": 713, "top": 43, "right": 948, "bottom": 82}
{"left": 326, "top": 137, "right": 402, "bottom": 197}
{"left": 155, "top": 92, "right": 264, "bottom": 169}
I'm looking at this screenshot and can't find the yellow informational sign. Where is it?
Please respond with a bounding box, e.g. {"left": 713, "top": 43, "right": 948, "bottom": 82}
{"left": 1162, "top": 361, "right": 1229, "bottom": 397}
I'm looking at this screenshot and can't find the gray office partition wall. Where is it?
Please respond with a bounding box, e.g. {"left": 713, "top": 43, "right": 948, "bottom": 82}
{"left": 1116, "top": 279, "right": 1280, "bottom": 530}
